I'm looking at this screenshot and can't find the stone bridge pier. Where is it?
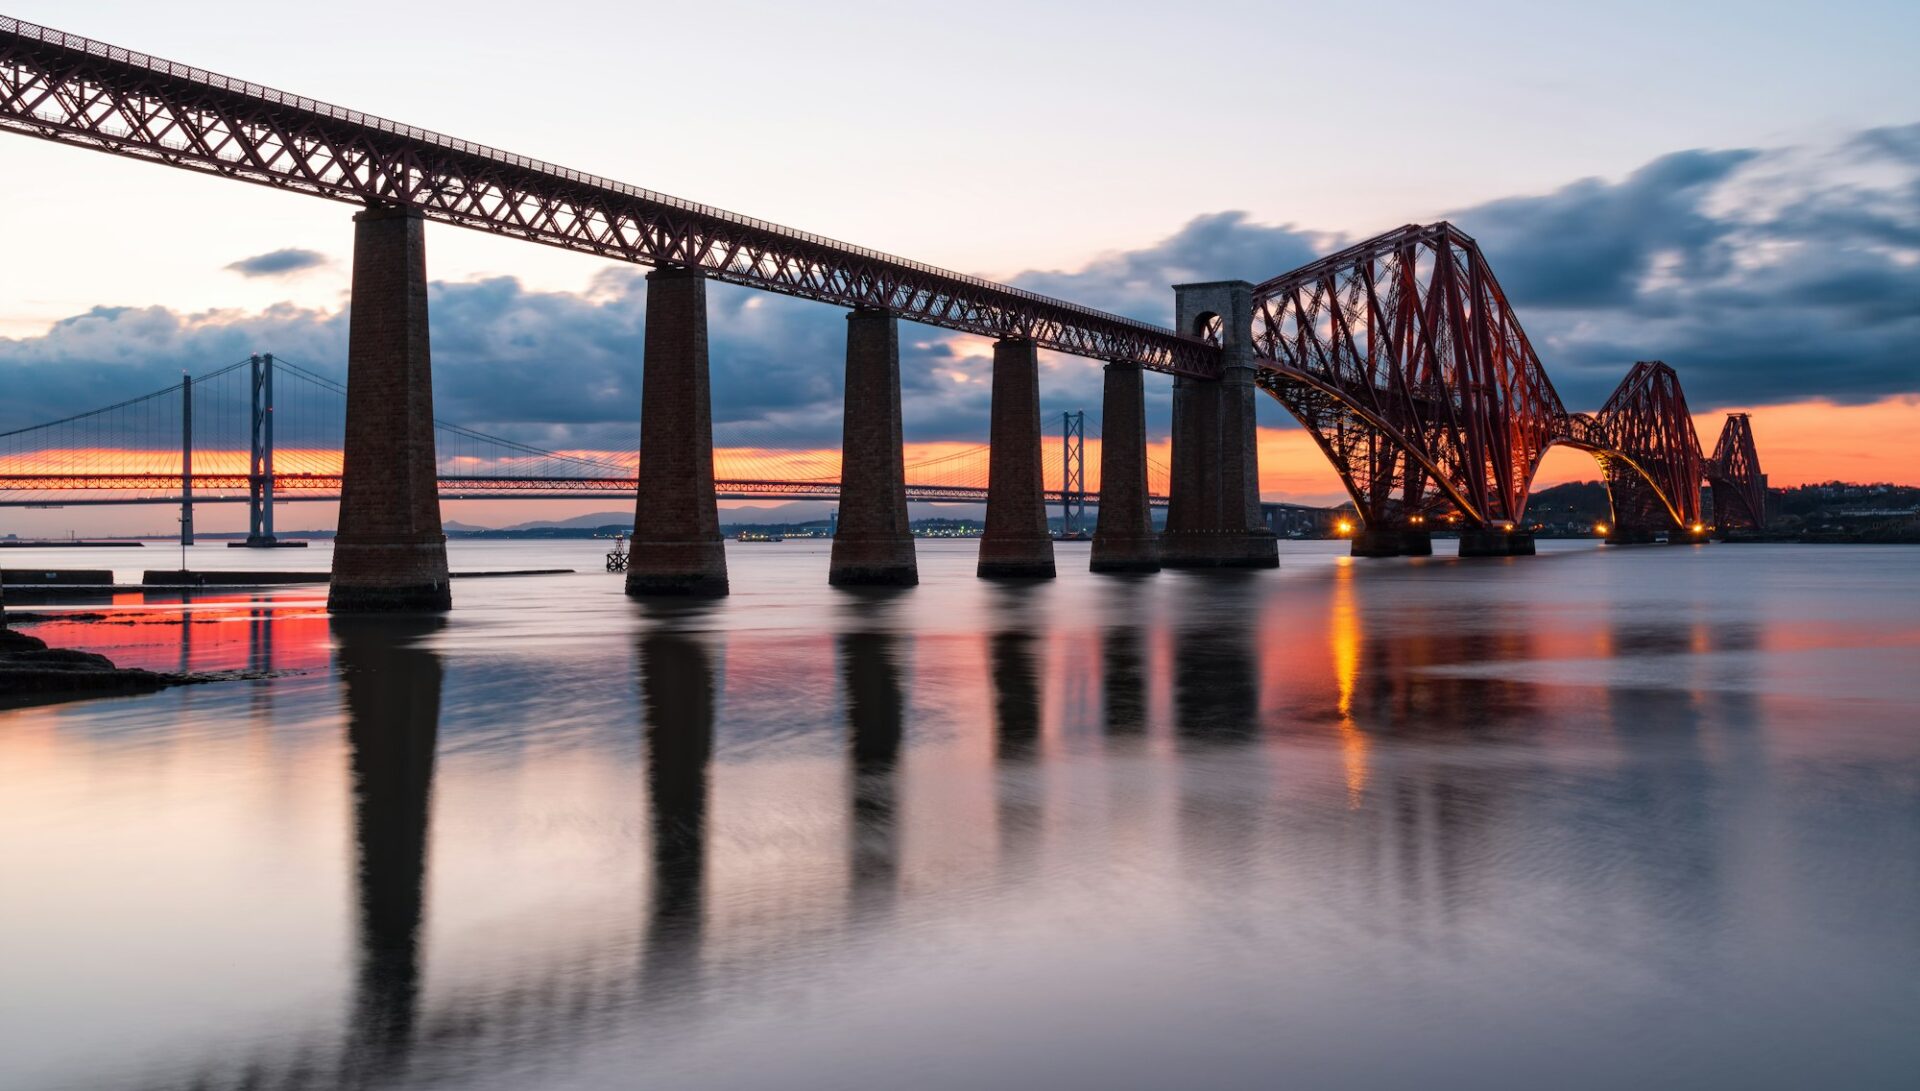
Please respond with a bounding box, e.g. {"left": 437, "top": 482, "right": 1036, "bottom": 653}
{"left": 829, "top": 309, "right": 917, "bottom": 586}
{"left": 1161, "top": 281, "right": 1277, "bottom": 569}
{"left": 1090, "top": 360, "right": 1159, "bottom": 572}
{"left": 977, "top": 338, "right": 1056, "bottom": 579}
{"left": 329, "top": 206, "right": 451, "bottom": 613}
{"left": 627, "top": 267, "right": 729, "bottom": 597}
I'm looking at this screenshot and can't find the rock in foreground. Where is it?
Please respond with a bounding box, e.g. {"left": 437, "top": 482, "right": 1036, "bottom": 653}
{"left": 0, "top": 627, "right": 175, "bottom": 706}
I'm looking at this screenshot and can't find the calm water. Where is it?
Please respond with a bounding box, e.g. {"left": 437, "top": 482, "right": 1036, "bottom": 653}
{"left": 2, "top": 539, "right": 1917, "bottom": 1090}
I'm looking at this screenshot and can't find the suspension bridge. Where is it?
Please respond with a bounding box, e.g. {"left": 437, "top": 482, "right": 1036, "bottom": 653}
{"left": 0, "top": 16, "right": 1769, "bottom": 610}
{"left": 0, "top": 353, "right": 1160, "bottom": 541}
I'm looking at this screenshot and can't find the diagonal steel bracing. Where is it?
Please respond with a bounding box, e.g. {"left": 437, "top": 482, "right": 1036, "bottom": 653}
{"left": 1246, "top": 222, "right": 1733, "bottom": 535}
{"left": 0, "top": 16, "right": 1219, "bottom": 378}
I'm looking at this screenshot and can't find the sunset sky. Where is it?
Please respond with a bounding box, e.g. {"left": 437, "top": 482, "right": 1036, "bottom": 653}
{"left": 1, "top": 0, "right": 1916, "bottom": 534}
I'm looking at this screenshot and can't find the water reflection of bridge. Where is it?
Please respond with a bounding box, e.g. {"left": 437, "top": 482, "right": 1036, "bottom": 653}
{"left": 162, "top": 606, "right": 929, "bottom": 1090}
{"left": 124, "top": 568, "right": 1762, "bottom": 1091}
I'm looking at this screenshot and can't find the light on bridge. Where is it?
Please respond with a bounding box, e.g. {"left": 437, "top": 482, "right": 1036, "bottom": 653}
{"left": 1335, "top": 519, "right": 1354, "bottom": 536}
{"left": 1595, "top": 522, "right": 1609, "bottom": 535}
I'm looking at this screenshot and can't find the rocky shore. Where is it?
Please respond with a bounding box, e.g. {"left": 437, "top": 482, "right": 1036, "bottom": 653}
{"left": 0, "top": 625, "right": 178, "bottom": 706}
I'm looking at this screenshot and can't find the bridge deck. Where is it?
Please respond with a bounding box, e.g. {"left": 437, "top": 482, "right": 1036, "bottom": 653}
{"left": 0, "top": 16, "right": 1220, "bottom": 377}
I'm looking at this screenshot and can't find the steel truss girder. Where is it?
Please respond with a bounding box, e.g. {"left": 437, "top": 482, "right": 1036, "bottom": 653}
{"left": 1244, "top": 223, "right": 1730, "bottom": 536}
{"left": 1592, "top": 361, "right": 1704, "bottom": 530}
{"left": 1253, "top": 370, "right": 1470, "bottom": 527}
{"left": 1248, "top": 222, "right": 1565, "bottom": 529}
{"left": 1705, "top": 413, "right": 1767, "bottom": 531}
{"left": 0, "top": 16, "right": 1219, "bottom": 377}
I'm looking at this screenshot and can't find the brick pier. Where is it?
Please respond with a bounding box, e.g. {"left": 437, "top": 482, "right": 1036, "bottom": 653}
{"left": 329, "top": 207, "right": 451, "bottom": 613}
{"left": 978, "top": 338, "right": 1055, "bottom": 579}
{"left": 627, "top": 267, "right": 728, "bottom": 597}
{"left": 1352, "top": 526, "right": 1434, "bottom": 557}
{"left": 1090, "top": 360, "right": 1159, "bottom": 572}
{"left": 829, "top": 309, "right": 917, "bottom": 586}
{"left": 1161, "top": 281, "right": 1278, "bottom": 569}
{"left": 1459, "top": 528, "right": 1537, "bottom": 556}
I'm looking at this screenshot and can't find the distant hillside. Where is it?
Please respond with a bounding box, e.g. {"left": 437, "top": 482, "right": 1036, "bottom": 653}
{"left": 1528, "top": 480, "right": 1612, "bottom": 524}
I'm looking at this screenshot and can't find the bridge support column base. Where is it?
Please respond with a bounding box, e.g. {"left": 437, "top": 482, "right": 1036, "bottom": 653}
{"left": 1458, "top": 529, "right": 1535, "bottom": 557}
{"left": 329, "top": 540, "right": 452, "bottom": 612}
{"left": 978, "top": 338, "right": 1055, "bottom": 580}
{"left": 1352, "top": 528, "right": 1433, "bottom": 557}
{"left": 625, "top": 540, "right": 730, "bottom": 597}
{"left": 627, "top": 267, "right": 729, "bottom": 599}
{"left": 330, "top": 206, "right": 450, "bottom": 615}
{"left": 829, "top": 543, "right": 919, "bottom": 587}
{"left": 830, "top": 309, "right": 917, "bottom": 588}
{"left": 1605, "top": 527, "right": 1659, "bottom": 545}
{"left": 1090, "top": 538, "right": 1161, "bottom": 574}
{"left": 1668, "top": 527, "right": 1711, "bottom": 545}
{"left": 977, "top": 557, "right": 1057, "bottom": 579}
{"left": 1160, "top": 530, "right": 1280, "bottom": 569}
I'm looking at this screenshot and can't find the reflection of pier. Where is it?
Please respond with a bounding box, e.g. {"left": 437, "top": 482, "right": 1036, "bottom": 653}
{"left": 337, "top": 618, "right": 442, "bottom": 1087}
{"left": 114, "top": 567, "right": 1760, "bottom": 1091}
{"left": 841, "top": 593, "right": 906, "bottom": 914}
{"left": 638, "top": 619, "right": 714, "bottom": 990}
{"left": 156, "top": 609, "right": 921, "bottom": 1090}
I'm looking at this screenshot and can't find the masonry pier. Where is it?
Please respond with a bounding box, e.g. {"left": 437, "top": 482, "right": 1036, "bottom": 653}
{"left": 1459, "top": 528, "right": 1536, "bottom": 557}
{"left": 1668, "top": 524, "right": 1711, "bottom": 545}
{"left": 1089, "top": 360, "right": 1159, "bottom": 572}
{"left": 329, "top": 207, "right": 451, "bottom": 613}
{"left": 1352, "top": 525, "right": 1433, "bottom": 557}
{"left": 829, "top": 310, "right": 917, "bottom": 586}
{"left": 1161, "top": 282, "right": 1278, "bottom": 569}
{"left": 977, "top": 338, "right": 1055, "bottom": 579}
{"left": 627, "top": 267, "right": 728, "bottom": 597}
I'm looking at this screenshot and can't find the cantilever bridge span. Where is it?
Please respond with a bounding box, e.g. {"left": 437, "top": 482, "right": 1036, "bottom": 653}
{"left": 1247, "top": 223, "right": 1766, "bottom": 555}
{"left": 0, "top": 16, "right": 1766, "bottom": 609}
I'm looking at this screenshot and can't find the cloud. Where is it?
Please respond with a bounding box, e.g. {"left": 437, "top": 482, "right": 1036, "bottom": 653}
{"left": 225, "top": 248, "right": 329, "bottom": 277}
{"left": 1446, "top": 124, "right": 1920, "bottom": 408}
{"left": 1, "top": 125, "right": 1915, "bottom": 457}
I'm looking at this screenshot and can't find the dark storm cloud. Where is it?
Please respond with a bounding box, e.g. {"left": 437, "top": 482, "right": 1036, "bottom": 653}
{"left": 1447, "top": 124, "right": 1920, "bottom": 408}
{"left": 0, "top": 303, "right": 348, "bottom": 435}
{"left": 1454, "top": 149, "right": 1759, "bottom": 309}
{"left": 225, "top": 248, "right": 329, "bottom": 277}
{"left": 1010, "top": 211, "right": 1329, "bottom": 323}
{"left": 3, "top": 125, "right": 1914, "bottom": 451}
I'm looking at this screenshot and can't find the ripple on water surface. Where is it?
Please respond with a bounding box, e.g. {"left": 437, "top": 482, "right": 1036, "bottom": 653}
{"left": 1, "top": 539, "right": 1917, "bottom": 1090}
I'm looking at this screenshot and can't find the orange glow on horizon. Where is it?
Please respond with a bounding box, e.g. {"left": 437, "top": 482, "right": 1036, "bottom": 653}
{"left": 1529, "top": 396, "right": 1919, "bottom": 491}
{"left": 5, "top": 395, "right": 1907, "bottom": 506}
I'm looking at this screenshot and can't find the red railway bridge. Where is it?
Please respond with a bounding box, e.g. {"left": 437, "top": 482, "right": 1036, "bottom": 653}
{"left": 0, "top": 16, "right": 1766, "bottom": 611}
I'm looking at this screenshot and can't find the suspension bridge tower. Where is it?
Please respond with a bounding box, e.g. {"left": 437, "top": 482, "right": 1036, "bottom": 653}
{"left": 242, "top": 353, "right": 279, "bottom": 548}
{"left": 1060, "top": 411, "right": 1086, "bottom": 539}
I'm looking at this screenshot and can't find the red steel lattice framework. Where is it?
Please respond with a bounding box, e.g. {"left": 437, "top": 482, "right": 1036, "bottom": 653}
{"left": 1706, "top": 414, "right": 1768, "bottom": 532}
{"left": 1249, "top": 223, "right": 1565, "bottom": 530}
{"left": 1589, "top": 361, "right": 1704, "bottom": 530}
{"left": 0, "top": 16, "right": 1218, "bottom": 378}
{"left": 1247, "top": 222, "right": 1744, "bottom": 535}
